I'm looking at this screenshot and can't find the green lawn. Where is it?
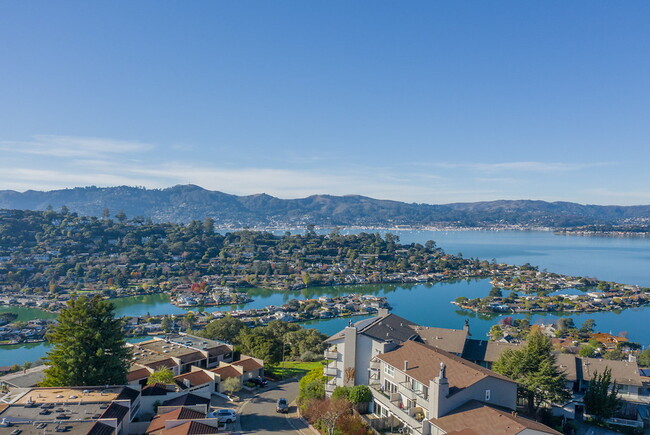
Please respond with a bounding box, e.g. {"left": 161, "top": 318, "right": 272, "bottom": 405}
{"left": 266, "top": 360, "right": 327, "bottom": 380}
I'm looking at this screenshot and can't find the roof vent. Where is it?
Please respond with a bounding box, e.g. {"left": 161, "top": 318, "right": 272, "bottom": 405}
{"left": 404, "top": 361, "right": 409, "bottom": 371}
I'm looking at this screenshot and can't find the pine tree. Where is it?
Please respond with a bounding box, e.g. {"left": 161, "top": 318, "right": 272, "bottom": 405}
{"left": 41, "top": 295, "right": 131, "bottom": 386}
{"left": 584, "top": 367, "right": 620, "bottom": 419}
{"left": 493, "top": 330, "right": 570, "bottom": 415}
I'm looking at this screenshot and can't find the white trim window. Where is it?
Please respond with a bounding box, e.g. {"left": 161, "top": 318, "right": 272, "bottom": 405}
{"left": 384, "top": 364, "right": 395, "bottom": 377}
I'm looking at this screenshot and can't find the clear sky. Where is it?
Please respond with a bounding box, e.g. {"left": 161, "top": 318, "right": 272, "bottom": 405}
{"left": 1, "top": 1, "right": 649, "bottom": 205}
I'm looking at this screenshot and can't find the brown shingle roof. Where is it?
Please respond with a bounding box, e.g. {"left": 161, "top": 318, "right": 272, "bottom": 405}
{"left": 411, "top": 326, "right": 468, "bottom": 355}
{"left": 145, "top": 358, "right": 179, "bottom": 371}
{"left": 377, "top": 340, "right": 514, "bottom": 392}
{"left": 178, "top": 351, "right": 206, "bottom": 364}
{"left": 430, "top": 401, "right": 561, "bottom": 435}
{"left": 234, "top": 357, "right": 263, "bottom": 373}
{"left": 211, "top": 365, "right": 241, "bottom": 380}
{"left": 128, "top": 365, "right": 152, "bottom": 382}
{"left": 174, "top": 370, "right": 214, "bottom": 388}
{"left": 146, "top": 407, "right": 206, "bottom": 433}
{"left": 161, "top": 421, "right": 218, "bottom": 435}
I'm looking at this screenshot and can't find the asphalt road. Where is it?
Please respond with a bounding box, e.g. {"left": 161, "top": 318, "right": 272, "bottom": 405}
{"left": 239, "top": 379, "right": 310, "bottom": 435}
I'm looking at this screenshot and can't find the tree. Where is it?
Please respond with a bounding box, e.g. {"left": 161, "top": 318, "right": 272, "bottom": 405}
{"left": 199, "top": 315, "right": 244, "bottom": 344}
{"left": 182, "top": 312, "right": 196, "bottom": 331}
{"left": 305, "top": 398, "right": 351, "bottom": 435}
{"left": 584, "top": 367, "right": 620, "bottom": 419}
{"left": 41, "top": 295, "right": 131, "bottom": 386}
{"left": 238, "top": 331, "right": 282, "bottom": 365}
{"left": 556, "top": 317, "right": 575, "bottom": 332}
{"left": 102, "top": 208, "right": 110, "bottom": 219}
{"left": 489, "top": 287, "right": 503, "bottom": 298}
{"left": 637, "top": 349, "right": 650, "bottom": 367}
{"left": 580, "top": 319, "right": 596, "bottom": 335}
{"left": 299, "top": 367, "right": 327, "bottom": 403}
{"left": 147, "top": 367, "right": 175, "bottom": 385}
{"left": 493, "top": 330, "right": 570, "bottom": 415}
{"left": 223, "top": 376, "right": 241, "bottom": 397}
{"left": 161, "top": 315, "right": 173, "bottom": 333}
{"left": 579, "top": 344, "right": 597, "bottom": 357}
{"left": 348, "top": 385, "right": 372, "bottom": 404}
{"left": 115, "top": 210, "right": 127, "bottom": 223}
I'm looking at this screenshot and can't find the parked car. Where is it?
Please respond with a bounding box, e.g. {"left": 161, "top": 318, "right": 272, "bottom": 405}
{"left": 210, "top": 409, "right": 237, "bottom": 423}
{"left": 249, "top": 377, "right": 268, "bottom": 387}
{"left": 276, "top": 398, "right": 289, "bottom": 413}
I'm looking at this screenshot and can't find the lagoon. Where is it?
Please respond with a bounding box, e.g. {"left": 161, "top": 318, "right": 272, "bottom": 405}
{"left": 1, "top": 229, "right": 649, "bottom": 366}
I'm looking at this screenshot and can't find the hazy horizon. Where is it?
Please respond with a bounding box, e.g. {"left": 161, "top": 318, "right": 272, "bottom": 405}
{"left": 1, "top": 2, "right": 649, "bottom": 204}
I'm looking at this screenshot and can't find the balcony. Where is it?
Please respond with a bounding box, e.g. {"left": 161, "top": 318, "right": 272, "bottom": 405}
{"left": 325, "top": 378, "right": 337, "bottom": 393}
{"left": 370, "top": 384, "right": 423, "bottom": 432}
{"left": 324, "top": 364, "right": 337, "bottom": 377}
{"left": 399, "top": 381, "right": 428, "bottom": 401}
{"left": 324, "top": 348, "right": 338, "bottom": 360}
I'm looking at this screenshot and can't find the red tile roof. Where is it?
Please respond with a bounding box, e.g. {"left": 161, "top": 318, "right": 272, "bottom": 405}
{"left": 161, "top": 421, "right": 218, "bottom": 435}
{"left": 146, "top": 407, "right": 206, "bottom": 433}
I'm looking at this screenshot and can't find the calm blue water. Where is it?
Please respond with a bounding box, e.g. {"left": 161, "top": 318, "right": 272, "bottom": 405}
{"left": 1, "top": 230, "right": 649, "bottom": 366}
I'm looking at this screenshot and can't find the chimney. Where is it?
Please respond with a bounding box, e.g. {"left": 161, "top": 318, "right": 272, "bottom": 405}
{"left": 404, "top": 361, "right": 409, "bottom": 371}
{"left": 378, "top": 308, "right": 389, "bottom": 317}
{"left": 463, "top": 319, "right": 471, "bottom": 336}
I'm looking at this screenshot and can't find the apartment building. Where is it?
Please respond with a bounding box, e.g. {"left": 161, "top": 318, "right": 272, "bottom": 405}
{"left": 325, "top": 312, "right": 560, "bottom": 434}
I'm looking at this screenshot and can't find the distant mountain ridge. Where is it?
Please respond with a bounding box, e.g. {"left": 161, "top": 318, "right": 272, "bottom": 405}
{"left": 1, "top": 185, "right": 649, "bottom": 228}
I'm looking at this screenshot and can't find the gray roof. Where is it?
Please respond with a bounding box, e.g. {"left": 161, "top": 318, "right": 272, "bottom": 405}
{"left": 461, "top": 339, "right": 521, "bottom": 363}
{"left": 556, "top": 353, "right": 579, "bottom": 382}
{"left": 0, "top": 365, "right": 46, "bottom": 388}
{"left": 360, "top": 313, "right": 419, "bottom": 343}
{"left": 325, "top": 313, "right": 418, "bottom": 344}
{"left": 581, "top": 357, "right": 643, "bottom": 387}
{"left": 0, "top": 421, "right": 99, "bottom": 435}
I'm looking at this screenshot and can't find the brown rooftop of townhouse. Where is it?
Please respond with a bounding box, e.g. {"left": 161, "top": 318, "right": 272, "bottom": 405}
{"left": 161, "top": 420, "right": 218, "bottom": 435}
{"left": 411, "top": 325, "right": 468, "bottom": 355}
{"left": 147, "top": 407, "right": 206, "bottom": 433}
{"left": 174, "top": 371, "right": 214, "bottom": 388}
{"left": 233, "top": 357, "right": 263, "bottom": 373}
{"left": 430, "top": 400, "right": 561, "bottom": 435}
{"left": 377, "top": 340, "right": 514, "bottom": 392}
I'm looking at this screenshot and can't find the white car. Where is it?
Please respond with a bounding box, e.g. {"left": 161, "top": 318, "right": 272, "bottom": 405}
{"left": 210, "top": 409, "right": 237, "bottom": 424}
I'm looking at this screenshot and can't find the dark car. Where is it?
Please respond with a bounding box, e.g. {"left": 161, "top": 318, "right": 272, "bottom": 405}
{"left": 250, "top": 377, "right": 268, "bottom": 387}
{"left": 276, "top": 398, "right": 289, "bottom": 413}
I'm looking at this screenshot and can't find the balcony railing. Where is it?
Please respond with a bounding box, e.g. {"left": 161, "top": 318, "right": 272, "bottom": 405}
{"left": 325, "top": 378, "right": 337, "bottom": 393}
{"left": 370, "top": 384, "right": 423, "bottom": 431}
{"left": 324, "top": 349, "right": 338, "bottom": 360}
{"left": 324, "top": 365, "right": 337, "bottom": 377}
{"left": 399, "top": 381, "right": 428, "bottom": 401}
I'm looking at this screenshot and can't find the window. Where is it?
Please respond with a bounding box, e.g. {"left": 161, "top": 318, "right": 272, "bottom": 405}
{"left": 485, "top": 389, "right": 491, "bottom": 401}
{"left": 384, "top": 364, "right": 395, "bottom": 377}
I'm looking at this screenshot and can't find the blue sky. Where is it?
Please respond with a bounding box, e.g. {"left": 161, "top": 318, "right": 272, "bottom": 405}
{"left": 0, "top": 1, "right": 649, "bottom": 204}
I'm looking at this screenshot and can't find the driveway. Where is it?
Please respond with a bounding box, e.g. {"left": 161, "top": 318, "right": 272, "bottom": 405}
{"left": 237, "top": 379, "right": 312, "bottom": 435}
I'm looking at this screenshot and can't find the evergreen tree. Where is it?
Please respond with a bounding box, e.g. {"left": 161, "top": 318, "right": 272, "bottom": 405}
{"left": 41, "top": 295, "right": 131, "bottom": 386}
{"left": 584, "top": 367, "right": 620, "bottom": 419}
{"left": 493, "top": 330, "right": 570, "bottom": 414}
